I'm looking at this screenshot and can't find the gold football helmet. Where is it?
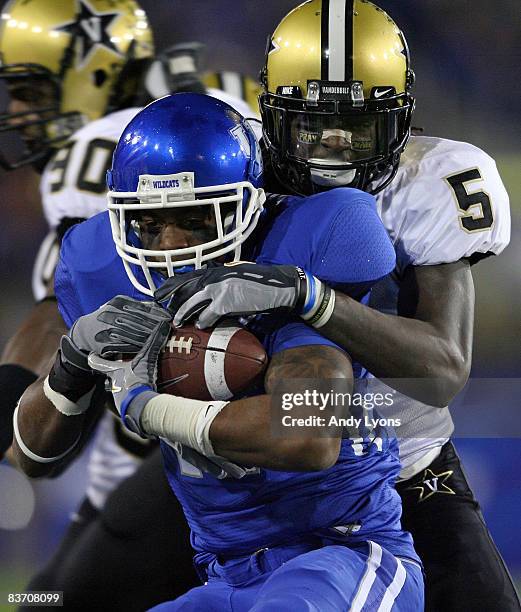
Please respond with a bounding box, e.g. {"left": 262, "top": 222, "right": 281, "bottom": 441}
{"left": 260, "top": 0, "right": 415, "bottom": 195}
{"left": 0, "top": 0, "right": 154, "bottom": 169}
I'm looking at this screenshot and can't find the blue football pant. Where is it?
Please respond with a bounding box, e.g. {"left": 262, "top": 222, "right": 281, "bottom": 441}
{"left": 149, "top": 540, "right": 424, "bottom": 611}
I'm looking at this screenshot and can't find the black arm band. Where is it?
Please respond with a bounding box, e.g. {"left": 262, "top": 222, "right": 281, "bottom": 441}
{"left": 0, "top": 364, "right": 38, "bottom": 455}
{"left": 48, "top": 351, "right": 97, "bottom": 402}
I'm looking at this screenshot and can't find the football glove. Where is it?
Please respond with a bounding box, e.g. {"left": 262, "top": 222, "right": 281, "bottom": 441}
{"left": 49, "top": 296, "right": 171, "bottom": 402}
{"left": 88, "top": 320, "right": 171, "bottom": 438}
{"left": 155, "top": 262, "right": 320, "bottom": 329}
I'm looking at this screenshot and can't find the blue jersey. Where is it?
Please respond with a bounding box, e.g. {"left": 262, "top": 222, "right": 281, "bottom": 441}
{"left": 55, "top": 188, "right": 418, "bottom": 563}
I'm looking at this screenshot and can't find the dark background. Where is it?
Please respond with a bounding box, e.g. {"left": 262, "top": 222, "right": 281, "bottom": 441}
{"left": 0, "top": 0, "right": 520, "bottom": 603}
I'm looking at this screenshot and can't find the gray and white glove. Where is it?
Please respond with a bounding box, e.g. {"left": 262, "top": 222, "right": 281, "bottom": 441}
{"left": 49, "top": 296, "right": 171, "bottom": 402}
{"left": 88, "top": 319, "right": 172, "bottom": 438}
{"left": 65, "top": 295, "right": 172, "bottom": 370}
{"left": 155, "top": 262, "right": 316, "bottom": 329}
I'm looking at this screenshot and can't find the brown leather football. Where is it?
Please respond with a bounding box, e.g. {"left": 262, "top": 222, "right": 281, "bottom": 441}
{"left": 157, "top": 321, "right": 268, "bottom": 400}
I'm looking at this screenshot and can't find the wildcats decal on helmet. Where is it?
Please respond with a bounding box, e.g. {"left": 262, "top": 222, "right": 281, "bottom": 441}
{"left": 107, "top": 93, "right": 265, "bottom": 296}
{"left": 135, "top": 172, "right": 196, "bottom": 198}
{"left": 54, "top": 0, "right": 123, "bottom": 67}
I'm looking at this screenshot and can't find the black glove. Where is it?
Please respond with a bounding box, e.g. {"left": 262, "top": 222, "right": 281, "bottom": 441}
{"left": 155, "top": 262, "right": 310, "bottom": 328}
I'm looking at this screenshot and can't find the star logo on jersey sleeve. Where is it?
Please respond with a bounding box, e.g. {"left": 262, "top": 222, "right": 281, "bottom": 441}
{"left": 405, "top": 468, "right": 455, "bottom": 503}
{"left": 53, "top": 0, "right": 123, "bottom": 68}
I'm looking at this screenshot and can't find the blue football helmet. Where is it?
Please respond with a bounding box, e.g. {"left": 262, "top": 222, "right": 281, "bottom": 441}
{"left": 106, "top": 92, "right": 265, "bottom": 295}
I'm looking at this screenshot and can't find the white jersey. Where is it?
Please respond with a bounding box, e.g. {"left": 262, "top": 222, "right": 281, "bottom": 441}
{"left": 371, "top": 135, "right": 510, "bottom": 478}
{"left": 35, "top": 91, "right": 261, "bottom": 509}
{"left": 40, "top": 108, "right": 142, "bottom": 230}
{"left": 207, "top": 87, "right": 259, "bottom": 123}
{"left": 34, "top": 108, "right": 141, "bottom": 300}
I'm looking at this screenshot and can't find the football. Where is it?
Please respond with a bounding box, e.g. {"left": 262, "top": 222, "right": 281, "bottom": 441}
{"left": 157, "top": 321, "right": 268, "bottom": 401}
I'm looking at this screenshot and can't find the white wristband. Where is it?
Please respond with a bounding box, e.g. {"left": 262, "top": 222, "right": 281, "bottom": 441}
{"left": 141, "top": 394, "right": 229, "bottom": 458}
{"left": 43, "top": 376, "right": 94, "bottom": 416}
{"left": 312, "top": 288, "right": 336, "bottom": 328}
{"left": 13, "top": 403, "right": 81, "bottom": 464}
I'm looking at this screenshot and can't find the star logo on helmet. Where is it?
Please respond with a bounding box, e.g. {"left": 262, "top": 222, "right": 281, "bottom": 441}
{"left": 53, "top": 0, "right": 123, "bottom": 68}
{"left": 268, "top": 38, "right": 280, "bottom": 55}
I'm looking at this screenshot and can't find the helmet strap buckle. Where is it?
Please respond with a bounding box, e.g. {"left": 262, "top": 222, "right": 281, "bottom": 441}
{"left": 306, "top": 81, "right": 320, "bottom": 106}
{"left": 350, "top": 81, "right": 364, "bottom": 107}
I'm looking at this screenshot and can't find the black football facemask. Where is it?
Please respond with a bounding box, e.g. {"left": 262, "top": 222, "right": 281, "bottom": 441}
{"left": 260, "top": 85, "right": 414, "bottom": 196}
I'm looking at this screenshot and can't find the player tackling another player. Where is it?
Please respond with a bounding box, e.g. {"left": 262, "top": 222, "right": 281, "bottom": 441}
{"left": 1, "top": 0, "right": 518, "bottom": 610}
{"left": 14, "top": 92, "right": 424, "bottom": 610}
{"left": 160, "top": 1, "right": 518, "bottom": 610}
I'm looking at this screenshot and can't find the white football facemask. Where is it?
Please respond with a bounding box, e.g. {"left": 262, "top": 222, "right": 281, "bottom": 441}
{"left": 107, "top": 172, "right": 265, "bottom": 296}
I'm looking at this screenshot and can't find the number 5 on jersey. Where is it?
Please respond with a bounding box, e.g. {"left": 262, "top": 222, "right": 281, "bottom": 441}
{"left": 445, "top": 167, "right": 494, "bottom": 233}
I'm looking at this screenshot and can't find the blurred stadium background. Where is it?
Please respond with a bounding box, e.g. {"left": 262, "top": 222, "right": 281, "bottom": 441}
{"left": 0, "top": 0, "right": 519, "bottom": 605}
